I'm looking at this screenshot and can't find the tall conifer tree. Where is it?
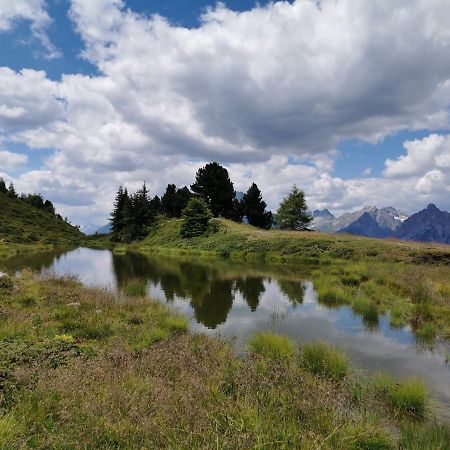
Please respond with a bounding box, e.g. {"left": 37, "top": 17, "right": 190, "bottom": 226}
{"left": 242, "top": 183, "right": 272, "bottom": 229}
{"left": 191, "top": 162, "right": 236, "bottom": 218}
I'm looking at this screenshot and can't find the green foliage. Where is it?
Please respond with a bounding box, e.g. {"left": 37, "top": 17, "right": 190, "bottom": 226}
{"left": 0, "top": 272, "right": 446, "bottom": 448}
{"left": 241, "top": 183, "right": 272, "bottom": 229}
{"left": 0, "top": 275, "right": 14, "bottom": 290}
{"left": 180, "top": 198, "right": 212, "bottom": 238}
{"left": 400, "top": 421, "right": 450, "bottom": 449}
{"left": 375, "top": 375, "right": 427, "bottom": 417}
{"left": 0, "top": 192, "right": 83, "bottom": 244}
{"left": 301, "top": 342, "right": 348, "bottom": 380}
{"left": 341, "top": 424, "right": 394, "bottom": 450}
{"left": 191, "top": 162, "right": 237, "bottom": 219}
{"left": 123, "top": 279, "right": 147, "bottom": 297}
{"left": 276, "top": 185, "right": 312, "bottom": 230}
{"left": 161, "top": 184, "right": 193, "bottom": 218}
{"left": 388, "top": 378, "right": 427, "bottom": 417}
{"left": 248, "top": 332, "right": 295, "bottom": 359}
{"left": 110, "top": 183, "right": 156, "bottom": 242}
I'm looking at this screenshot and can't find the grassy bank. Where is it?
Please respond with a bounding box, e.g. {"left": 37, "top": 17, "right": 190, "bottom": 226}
{"left": 0, "top": 272, "right": 449, "bottom": 449}
{"left": 139, "top": 219, "right": 450, "bottom": 340}
{"left": 141, "top": 218, "right": 450, "bottom": 264}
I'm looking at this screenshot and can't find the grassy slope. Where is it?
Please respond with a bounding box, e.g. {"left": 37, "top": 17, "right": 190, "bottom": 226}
{"left": 142, "top": 218, "right": 450, "bottom": 264}
{"left": 1, "top": 273, "right": 449, "bottom": 449}
{"left": 0, "top": 192, "right": 83, "bottom": 245}
{"left": 140, "top": 219, "right": 450, "bottom": 339}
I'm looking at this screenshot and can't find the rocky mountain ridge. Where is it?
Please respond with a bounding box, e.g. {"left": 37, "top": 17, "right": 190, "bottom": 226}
{"left": 312, "top": 204, "right": 450, "bottom": 244}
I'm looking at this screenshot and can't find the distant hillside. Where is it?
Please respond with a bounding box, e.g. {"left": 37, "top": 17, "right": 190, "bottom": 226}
{"left": 0, "top": 192, "right": 84, "bottom": 243}
{"left": 96, "top": 223, "right": 112, "bottom": 235}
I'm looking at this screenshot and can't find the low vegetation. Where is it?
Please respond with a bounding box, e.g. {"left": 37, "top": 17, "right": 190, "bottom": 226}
{"left": 301, "top": 341, "right": 349, "bottom": 380}
{"left": 0, "top": 192, "right": 83, "bottom": 244}
{"left": 140, "top": 218, "right": 450, "bottom": 339}
{"left": 0, "top": 272, "right": 448, "bottom": 448}
{"left": 248, "top": 331, "right": 295, "bottom": 359}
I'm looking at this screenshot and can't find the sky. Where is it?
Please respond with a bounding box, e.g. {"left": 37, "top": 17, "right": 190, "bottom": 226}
{"left": 1, "top": 0, "right": 450, "bottom": 228}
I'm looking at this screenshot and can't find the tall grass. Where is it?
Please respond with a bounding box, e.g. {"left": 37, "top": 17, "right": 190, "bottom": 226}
{"left": 122, "top": 278, "right": 148, "bottom": 297}
{"left": 375, "top": 374, "right": 427, "bottom": 417}
{"left": 248, "top": 332, "right": 295, "bottom": 359}
{"left": 400, "top": 421, "right": 450, "bottom": 449}
{"left": 301, "top": 342, "right": 348, "bottom": 380}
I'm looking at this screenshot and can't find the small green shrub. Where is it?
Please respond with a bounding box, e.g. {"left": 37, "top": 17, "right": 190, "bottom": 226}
{"left": 180, "top": 198, "right": 212, "bottom": 238}
{"left": 317, "top": 286, "right": 350, "bottom": 306}
{"left": 248, "top": 332, "right": 295, "bottom": 359}
{"left": 385, "top": 377, "right": 427, "bottom": 417}
{"left": 301, "top": 342, "right": 348, "bottom": 380}
{"left": 352, "top": 297, "right": 379, "bottom": 326}
{"left": 412, "top": 300, "right": 434, "bottom": 323}
{"left": 0, "top": 276, "right": 13, "bottom": 289}
{"left": 390, "top": 302, "right": 411, "bottom": 328}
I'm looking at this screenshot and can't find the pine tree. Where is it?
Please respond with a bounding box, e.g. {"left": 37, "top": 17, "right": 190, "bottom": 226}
{"left": 180, "top": 198, "right": 212, "bottom": 238}
{"left": 0, "top": 178, "right": 7, "bottom": 194}
{"left": 110, "top": 186, "right": 129, "bottom": 241}
{"left": 242, "top": 183, "right": 272, "bottom": 229}
{"left": 150, "top": 195, "right": 161, "bottom": 215}
{"left": 7, "top": 183, "right": 17, "bottom": 199}
{"left": 44, "top": 200, "right": 55, "bottom": 215}
{"left": 175, "top": 186, "right": 193, "bottom": 217}
{"left": 131, "top": 182, "right": 155, "bottom": 240}
{"left": 276, "top": 185, "right": 312, "bottom": 230}
{"left": 191, "top": 162, "right": 236, "bottom": 219}
{"left": 161, "top": 185, "right": 193, "bottom": 218}
{"left": 161, "top": 184, "right": 178, "bottom": 217}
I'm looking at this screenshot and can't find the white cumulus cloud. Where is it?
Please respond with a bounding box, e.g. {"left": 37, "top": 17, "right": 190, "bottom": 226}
{"left": 1, "top": 0, "right": 450, "bottom": 224}
{"left": 0, "top": 149, "right": 28, "bottom": 170}
{"left": 0, "top": 0, "right": 60, "bottom": 58}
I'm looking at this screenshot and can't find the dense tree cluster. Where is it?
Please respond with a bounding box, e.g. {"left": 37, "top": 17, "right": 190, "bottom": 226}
{"left": 110, "top": 161, "right": 311, "bottom": 241}
{"left": 0, "top": 177, "right": 57, "bottom": 217}
{"left": 110, "top": 183, "right": 156, "bottom": 242}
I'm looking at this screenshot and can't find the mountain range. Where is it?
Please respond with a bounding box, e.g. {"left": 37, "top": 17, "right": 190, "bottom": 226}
{"left": 312, "top": 204, "right": 450, "bottom": 244}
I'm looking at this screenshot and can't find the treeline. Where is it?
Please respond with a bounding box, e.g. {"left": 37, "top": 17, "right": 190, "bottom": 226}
{"left": 111, "top": 162, "right": 311, "bottom": 242}
{"left": 0, "top": 177, "right": 59, "bottom": 218}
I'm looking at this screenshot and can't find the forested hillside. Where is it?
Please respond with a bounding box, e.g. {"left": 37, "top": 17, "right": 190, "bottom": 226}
{"left": 0, "top": 192, "right": 83, "bottom": 243}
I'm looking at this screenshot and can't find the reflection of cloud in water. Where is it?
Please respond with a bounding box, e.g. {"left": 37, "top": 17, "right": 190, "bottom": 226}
{"left": 46, "top": 248, "right": 117, "bottom": 289}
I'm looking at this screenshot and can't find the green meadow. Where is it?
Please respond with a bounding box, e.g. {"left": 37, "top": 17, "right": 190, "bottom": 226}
{"left": 1, "top": 272, "right": 449, "bottom": 449}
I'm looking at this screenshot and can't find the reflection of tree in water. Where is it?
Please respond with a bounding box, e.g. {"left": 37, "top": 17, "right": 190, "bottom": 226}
{"left": 112, "top": 252, "right": 155, "bottom": 288}
{"left": 111, "top": 252, "right": 307, "bottom": 329}
{"left": 191, "top": 279, "right": 234, "bottom": 329}
{"left": 278, "top": 280, "right": 305, "bottom": 306}
{"left": 235, "top": 277, "right": 265, "bottom": 311}
{"left": 2, "top": 248, "right": 68, "bottom": 273}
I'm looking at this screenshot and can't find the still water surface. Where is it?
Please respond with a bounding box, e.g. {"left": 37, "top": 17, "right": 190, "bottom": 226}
{"left": 3, "top": 247, "right": 450, "bottom": 419}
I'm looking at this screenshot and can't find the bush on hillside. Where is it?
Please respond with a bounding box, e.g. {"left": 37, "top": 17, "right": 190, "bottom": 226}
{"left": 180, "top": 198, "right": 212, "bottom": 238}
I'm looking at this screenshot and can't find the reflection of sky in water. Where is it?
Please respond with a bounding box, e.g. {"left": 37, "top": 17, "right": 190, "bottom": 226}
{"left": 4, "top": 247, "right": 450, "bottom": 420}
{"left": 42, "top": 248, "right": 117, "bottom": 289}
